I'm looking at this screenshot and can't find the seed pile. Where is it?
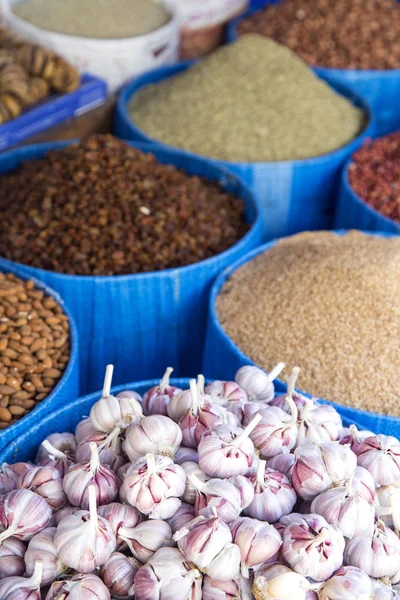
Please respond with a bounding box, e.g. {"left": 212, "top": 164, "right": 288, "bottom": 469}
{"left": 13, "top": 0, "right": 170, "bottom": 39}
{"left": 128, "top": 35, "right": 364, "bottom": 163}
{"left": 238, "top": 0, "right": 400, "bottom": 70}
{"left": 217, "top": 231, "right": 400, "bottom": 415}
{"left": 0, "top": 273, "right": 70, "bottom": 430}
{"left": 348, "top": 132, "right": 400, "bottom": 224}
{"left": 0, "top": 135, "right": 249, "bottom": 276}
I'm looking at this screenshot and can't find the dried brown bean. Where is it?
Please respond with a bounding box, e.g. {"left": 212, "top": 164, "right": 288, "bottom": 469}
{"left": 8, "top": 405, "right": 26, "bottom": 416}
{"left": 0, "top": 407, "right": 12, "bottom": 421}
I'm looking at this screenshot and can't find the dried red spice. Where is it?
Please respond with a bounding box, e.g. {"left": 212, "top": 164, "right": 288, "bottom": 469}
{"left": 348, "top": 132, "right": 400, "bottom": 223}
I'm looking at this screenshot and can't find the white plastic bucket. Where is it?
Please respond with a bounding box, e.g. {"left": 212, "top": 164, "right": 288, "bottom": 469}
{"left": 4, "top": 0, "right": 180, "bottom": 92}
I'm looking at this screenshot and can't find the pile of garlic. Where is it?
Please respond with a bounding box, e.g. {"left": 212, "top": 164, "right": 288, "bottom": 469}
{"left": 1, "top": 364, "right": 400, "bottom": 600}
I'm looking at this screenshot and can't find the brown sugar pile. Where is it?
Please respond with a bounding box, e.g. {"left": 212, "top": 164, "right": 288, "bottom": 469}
{"left": 217, "top": 231, "right": 400, "bottom": 415}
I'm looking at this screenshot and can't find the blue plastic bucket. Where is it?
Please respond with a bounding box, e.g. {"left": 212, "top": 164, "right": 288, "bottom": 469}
{"left": 114, "top": 62, "right": 375, "bottom": 242}
{"left": 0, "top": 141, "right": 263, "bottom": 395}
{"left": 335, "top": 159, "right": 400, "bottom": 234}
{"left": 203, "top": 230, "right": 400, "bottom": 437}
{"left": 0, "top": 262, "right": 79, "bottom": 452}
{"left": 228, "top": 2, "right": 400, "bottom": 137}
{"left": 0, "top": 377, "right": 362, "bottom": 465}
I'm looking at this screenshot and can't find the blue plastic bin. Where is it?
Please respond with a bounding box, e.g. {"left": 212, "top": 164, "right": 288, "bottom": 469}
{"left": 0, "top": 377, "right": 362, "bottom": 465}
{"left": 335, "top": 159, "right": 400, "bottom": 234}
{"left": 0, "top": 140, "right": 263, "bottom": 394}
{"left": 114, "top": 62, "right": 375, "bottom": 242}
{"left": 0, "top": 262, "right": 79, "bottom": 452}
{"left": 228, "top": 1, "right": 400, "bottom": 137}
{"left": 203, "top": 230, "right": 400, "bottom": 438}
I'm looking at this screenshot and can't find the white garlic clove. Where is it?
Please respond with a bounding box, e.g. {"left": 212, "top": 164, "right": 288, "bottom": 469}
{"left": 235, "top": 363, "right": 285, "bottom": 403}
{"left": 18, "top": 465, "right": 68, "bottom": 512}
{"left": 0, "top": 559, "right": 43, "bottom": 600}
{"left": 119, "top": 519, "right": 172, "bottom": 563}
{"left": 252, "top": 563, "right": 310, "bottom": 600}
{"left": 204, "top": 542, "right": 241, "bottom": 581}
{"left": 0, "top": 489, "right": 52, "bottom": 543}
{"left": 167, "top": 502, "right": 196, "bottom": 535}
{"left": 97, "top": 502, "right": 143, "bottom": 545}
{"left": 202, "top": 576, "right": 253, "bottom": 600}
{"left": 371, "top": 579, "right": 400, "bottom": 600}
{"left": 25, "top": 527, "right": 69, "bottom": 585}
{"left": 245, "top": 461, "right": 296, "bottom": 522}
{"left": 142, "top": 367, "right": 182, "bottom": 417}
{"left": 0, "top": 536, "right": 26, "bottom": 578}
{"left": 230, "top": 517, "right": 282, "bottom": 578}
{"left": 296, "top": 400, "right": 343, "bottom": 447}
{"left": 228, "top": 475, "right": 254, "bottom": 511}
{"left": 266, "top": 453, "right": 295, "bottom": 480}
{"left": 344, "top": 519, "right": 400, "bottom": 578}
{"left": 124, "top": 415, "right": 182, "bottom": 463}
{"left": 356, "top": 434, "right": 400, "bottom": 486}
{"left": 318, "top": 566, "right": 372, "bottom": 600}
{"left": 100, "top": 552, "right": 140, "bottom": 598}
{"left": 45, "top": 573, "right": 110, "bottom": 600}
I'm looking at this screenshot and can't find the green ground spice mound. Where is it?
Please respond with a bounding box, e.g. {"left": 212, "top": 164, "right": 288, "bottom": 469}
{"left": 216, "top": 231, "right": 400, "bottom": 415}
{"left": 129, "top": 35, "right": 365, "bottom": 163}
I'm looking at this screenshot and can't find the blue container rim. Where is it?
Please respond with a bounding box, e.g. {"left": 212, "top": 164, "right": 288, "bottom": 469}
{"left": 0, "top": 139, "right": 262, "bottom": 282}
{"left": 341, "top": 156, "right": 400, "bottom": 233}
{"left": 0, "top": 376, "right": 363, "bottom": 464}
{"left": 228, "top": 4, "right": 400, "bottom": 77}
{"left": 116, "top": 57, "right": 375, "bottom": 168}
{"left": 0, "top": 263, "right": 79, "bottom": 443}
{"left": 208, "top": 228, "right": 400, "bottom": 426}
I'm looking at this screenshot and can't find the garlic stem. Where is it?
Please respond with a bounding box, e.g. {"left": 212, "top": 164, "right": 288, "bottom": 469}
{"left": 197, "top": 374, "right": 205, "bottom": 395}
{"left": 98, "top": 426, "right": 121, "bottom": 453}
{"left": 286, "top": 394, "right": 299, "bottom": 425}
{"left": 146, "top": 453, "right": 156, "bottom": 476}
{"left": 309, "top": 527, "right": 329, "bottom": 549}
{"left": 287, "top": 366, "right": 301, "bottom": 397}
{"left": 268, "top": 362, "right": 286, "bottom": 383}
{"left": 88, "top": 485, "right": 98, "bottom": 530}
{"left": 102, "top": 364, "right": 114, "bottom": 398}
{"left": 0, "top": 524, "right": 15, "bottom": 543}
{"left": 188, "top": 472, "right": 207, "bottom": 493}
{"left": 41, "top": 439, "right": 68, "bottom": 460}
{"left": 190, "top": 379, "right": 199, "bottom": 417}
{"left": 160, "top": 367, "right": 174, "bottom": 392}
{"left": 30, "top": 560, "right": 43, "bottom": 587}
{"left": 301, "top": 399, "right": 315, "bottom": 422}
{"left": 233, "top": 413, "right": 262, "bottom": 447}
{"left": 256, "top": 459, "right": 267, "bottom": 487}
{"left": 89, "top": 442, "right": 101, "bottom": 473}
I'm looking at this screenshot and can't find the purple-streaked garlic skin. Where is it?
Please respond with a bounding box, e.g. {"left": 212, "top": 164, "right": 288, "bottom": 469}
{"left": 292, "top": 441, "right": 357, "bottom": 501}
{"left": 280, "top": 513, "right": 345, "bottom": 581}
{"left": 295, "top": 400, "right": 343, "bottom": 447}
{"left": 75, "top": 418, "right": 96, "bottom": 445}
{"left": 0, "top": 489, "right": 52, "bottom": 542}
{"left": 0, "top": 560, "right": 43, "bottom": 600}
{"left": 205, "top": 542, "right": 241, "bottom": 581}
{"left": 229, "top": 475, "right": 255, "bottom": 511}
{"left": 167, "top": 502, "right": 195, "bottom": 534}
{"left": 118, "top": 519, "right": 172, "bottom": 563}
{"left": 339, "top": 425, "right": 374, "bottom": 454}
{"left": 371, "top": 579, "right": 400, "bottom": 600}
{"left": 235, "top": 364, "right": 285, "bottom": 404}
{"left": 205, "top": 381, "right": 248, "bottom": 422}
{"left": 100, "top": 552, "right": 140, "bottom": 598}
{"left": 97, "top": 502, "right": 143, "bottom": 544}
{"left": 245, "top": 462, "right": 296, "bottom": 522}
{"left": 75, "top": 427, "right": 124, "bottom": 471}
{"left": 175, "top": 446, "right": 199, "bottom": 465}
{"left": 202, "top": 576, "right": 253, "bottom": 600}
{"left": 45, "top": 573, "right": 110, "bottom": 600}
{"left": 230, "top": 516, "right": 282, "bottom": 577}
{"left": 0, "top": 463, "right": 33, "bottom": 495}
{"left": 142, "top": 367, "right": 182, "bottom": 417}
{"left": 250, "top": 405, "right": 298, "bottom": 459}
{"left": 123, "top": 414, "right": 182, "bottom": 462}
{"left": 266, "top": 453, "right": 295, "bottom": 480}
{"left": 51, "top": 506, "right": 78, "bottom": 526}
{"left": 189, "top": 473, "right": 245, "bottom": 523}
{"left": 356, "top": 434, "right": 400, "bottom": 486}
{"left": 182, "top": 461, "right": 209, "bottom": 504}
{"left": 311, "top": 466, "right": 376, "bottom": 539}
{"left": 18, "top": 466, "right": 67, "bottom": 512}
{"left": 0, "top": 536, "right": 26, "bottom": 578}
{"left": 252, "top": 563, "right": 310, "bottom": 600}
{"left": 318, "top": 565, "right": 372, "bottom": 600}
{"left": 25, "top": 527, "right": 69, "bottom": 585}
{"left": 344, "top": 519, "right": 400, "bottom": 578}
{"left": 36, "top": 434, "right": 76, "bottom": 478}
{"left": 134, "top": 547, "right": 202, "bottom": 600}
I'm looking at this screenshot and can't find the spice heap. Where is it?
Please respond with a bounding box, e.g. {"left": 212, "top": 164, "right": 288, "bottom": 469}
{"left": 0, "top": 134, "right": 249, "bottom": 276}
{"left": 0, "top": 27, "right": 79, "bottom": 124}
{"left": 348, "top": 132, "right": 400, "bottom": 224}
{"left": 0, "top": 272, "right": 70, "bottom": 430}
{"left": 217, "top": 231, "right": 400, "bottom": 415}
{"left": 237, "top": 0, "right": 400, "bottom": 70}
{"left": 129, "top": 35, "right": 364, "bottom": 163}
{"left": 1, "top": 364, "right": 400, "bottom": 599}
{"left": 13, "top": 0, "right": 170, "bottom": 39}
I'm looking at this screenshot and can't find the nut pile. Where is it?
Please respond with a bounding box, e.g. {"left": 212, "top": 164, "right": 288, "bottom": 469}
{"left": 348, "top": 132, "right": 400, "bottom": 224}
{"left": 0, "top": 134, "right": 249, "bottom": 276}
{"left": 238, "top": 0, "right": 400, "bottom": 70}
{"left": 1, "top": 364, "right": 400, "bottom": 599}
{"left": 129, "top": 35, "right": 364, "bottom": 163}
{"left": 0, "top": 272, "right": 70, "bottom": 430}
{"left": 216, "top": 231, "right": 400, "bottom": 415}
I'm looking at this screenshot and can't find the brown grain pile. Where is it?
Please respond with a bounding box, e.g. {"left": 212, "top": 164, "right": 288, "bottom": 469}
{"left": 217, "top": 231, "right": 400, "bottom": 415}
{"left": 0, "top": 272, "right": 70, "bottom": 429}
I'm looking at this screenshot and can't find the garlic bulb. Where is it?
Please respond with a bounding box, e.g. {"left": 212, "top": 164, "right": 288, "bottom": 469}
{"left": 292, "top": 441, "right": 357, "bottom": 501}
{"left": 311, "top": 466, "right": 376, "bottom": 539}
{"left": 245, "top": 461, "right": 296, "bottom": 522}
{"left": 377, "top": 483, "right": 400, "bottom": 531}
{"left": 100, "top": 552, "right": 140, "bottom": 599}
{"left": 119, "top": 519, "right": 172, "bottom": 563}
{"left": 318, "top": 566, "right": 372, "bottom": 600}
{"left": 18, "top": 466, "right": 67, "bottom": 512}
{"left": 266, "top": 453, "right": 295, "bottom": 480}
{"left": 54, "top": 486, "right": 116, "bottom": 572}
{"left": 25, "top": 527, "right": 69, "bottom": 585}
{"left": 198, "top": 415, "right": 261, "bottom": 478}
{"left": 134, "top": 547, "right": 202, "bottom": 600}
{"left": 280, "top": 513, "right": 345, "bottom": 581}
{"left": 142, "top": 367, "right": 182, "bottom": 416}
{"left": 229, "top": 475, "right": 255, "bottom": 512}
{"left": 252, "top": 563, "right": 310, "bottom": 600}
{"left": 117, "top": 389, "right": 143, "bottom": 403}
{"left": 189, "top": 472, "right": 245, "bottom": 523}
{"left": 230, "top": 517, "right": 282, "bottom": 577}
{"left": 235, "top": 363, "right": 285, "bottom": 403}
{"left": 45, "top": 574, "right": 110, "bottom": 600}
{"left": 344, "top": 519, "right": 400, "bottom": 578}
{"left": 0, "top": 489, "right": 52, "bottom": 542}
{"left": 36, "top": 434, "right": 76, "bottom": 478}
{"left": 51, "top": 506, "right": 78, "bottom": 526}
{"left": 0, "top": 560, "right": 43, "bottom": 600}
{"left": 340, "top": 425, "right": 374, "bottom": 454}
{"left": 97, "top": 502, "right": 143, "bottom": 545}
{"left": 250, "top": 398, "right": 298, "bottom": 459}
{"left": 75, "top": 426, "right": 124, "bottom": 470}
{"left": 296, "top": 399, "right": 343, "bottom": 447}
{"left": 63, "top": 442, "right": 118, "bottom": 509}
{"left": 124, "top": 415, "right": 182, "bottom": 462}
{"left": 182, "top": 461, "right": 209, "bottom": 504}
{"left": 205, "top": 380, "right": 248, "bottom": 421}
{"left": 0, "top": 537, "right": 26, "bottom": 578}
{"left": 371, "top": 579, "right": 400, "bottom": 600}
{"left": 202, "top": 576, "right": 253, "bottom": 600}
{"left": 175, "top": 447, "right": 199, "bottom": 465}
{"left": 121, "top": 453, "right": 185, "bottom": 519}
{"left": 356, "top": 434, "right": 400, "bottom": 486}
{"left": 90, "top": 366, "right": 143, "bottom": 432}
{"left": 0, "top": 463, "right": 33, "bottom": 495}
{"left": 167, "top": 502, "right": 196, "bottom": 534}
{"left": 75, "top": 418, "right": 97, "bottom": 445}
